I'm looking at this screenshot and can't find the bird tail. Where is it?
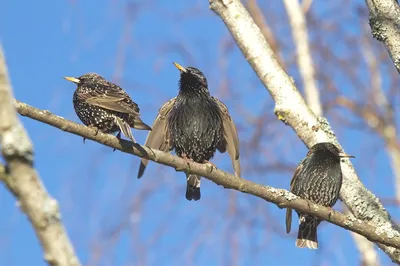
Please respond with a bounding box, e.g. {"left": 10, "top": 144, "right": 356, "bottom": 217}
{"left": 186, "top": 174, "right": 201, "bottom": 201}
{"left": 130, "top": 115, "right": 152, "bottom": 131}
{"left": 115, "top": 117, "right": 136, "bottom": 142}
{"left": 296, "top": 215, "right": 319, "bottom": 249}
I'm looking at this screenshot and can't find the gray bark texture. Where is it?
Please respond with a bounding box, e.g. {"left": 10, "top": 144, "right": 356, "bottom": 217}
{"left": 365, "top": 0, "right": 400, "bottom": 73}
{"left": 0, "top": 47, "right": 81, "bottom": 266}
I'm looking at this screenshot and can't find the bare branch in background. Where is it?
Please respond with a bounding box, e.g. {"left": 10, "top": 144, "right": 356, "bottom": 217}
{"left": 350, "top": 227, "right": 380, "bottom": 265}
{"left": 283, "top": 0, "right": 322, "bottom": 116}
{"left": 0, "top": 47, "right": 81, "bottom": 266}
{"left": 365, "top": 0, "right": 400, "bottom": 74}
{"left": 246, "top": 0, "right": 285, "bottom": 68}
{"left": 209, "top": 0, "right": 400, "bottom": 262}
{"left": 13, "top": 101, "right": 400, "bottom": 250}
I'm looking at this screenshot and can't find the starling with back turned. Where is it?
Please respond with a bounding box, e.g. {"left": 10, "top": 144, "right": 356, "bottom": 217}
{"left": 285, "top": 142, "right": 354, "bottom": 249}
{"left": 137, "top": 63, "right": 241, "bottom": 201}
{"left": 64, "top": 73, "right": 151, "bottom": 142}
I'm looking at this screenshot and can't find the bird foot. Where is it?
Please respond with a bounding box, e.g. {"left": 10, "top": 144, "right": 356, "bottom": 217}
{"left": 277, "top": 202, "right": 289, "bottom": 209}
{"left": 204, "top": 160, "right": 216, "bottom": 173}
{"left": 176, "top": 155, "right": 193, "bottom": 172}
{"left": 327, "top": 207, "right": 334, "bottom": 220}
{"left": 89, "top": 126, "right": 99, "bottom": 136}
{"left": 82, "top": 137, "right": 86, "bottom": 144}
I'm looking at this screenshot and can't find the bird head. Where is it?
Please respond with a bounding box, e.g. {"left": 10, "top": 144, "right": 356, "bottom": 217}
{"left": 173, "top": 62, "right": 209, "bottom": 93}
{"left": 309, "top": 142, "right": 355, "bottom": 159}
{"left": 64, "top": 72, "right": 105, "bottom": 85}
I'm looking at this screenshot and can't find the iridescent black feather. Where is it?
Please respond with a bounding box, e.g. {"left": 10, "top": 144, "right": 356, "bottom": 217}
{"left": 137, "top": 63, "right": 241, "bottom": 201}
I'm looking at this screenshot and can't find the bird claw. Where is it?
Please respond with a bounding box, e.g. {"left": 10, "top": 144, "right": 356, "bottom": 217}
{"left": 327, "top": 207, "right": 334, "bottom": 219}
{"left": 82, "top": 137, "right": 86, "bottom": 144}
{"left": 204, "top": 160, "right": 216, "bottom": 173}
{"left": 89, "top": 126, "right": 99, "bottom": 136}
{"left": 116, "top": 131, "right": 121, "bottom": 140}
{"left": 277, "top": 202, "right": 288, "bottom": 209}
{"left": 176, "top": 155, "right": 192, "bottom": 172}
{"left": 112, "top": 131, "right": 122, "bottom": 152}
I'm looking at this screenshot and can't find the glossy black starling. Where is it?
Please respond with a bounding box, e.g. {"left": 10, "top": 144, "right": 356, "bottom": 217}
{"left": 64, "top": 73, "right": 151, "bottom": 143}
{"left": 137, "top": 62, "right": 241, "bottom": 201}
{"left": 285, "top": 142, "right": 354, "bottom": 249}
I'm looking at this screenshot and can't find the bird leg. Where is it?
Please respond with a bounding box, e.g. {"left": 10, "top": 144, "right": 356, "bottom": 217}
{"left": 83, "top": 126, "right": 99, "bottom": 144}
{"left": 113, "top": 131, "right": 122, "bottom": 152}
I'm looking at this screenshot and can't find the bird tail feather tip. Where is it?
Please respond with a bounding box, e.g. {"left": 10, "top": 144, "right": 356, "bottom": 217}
{"left": 186, "top": 174, "right": 201, "bottom": 201}
{"left": 296, "top": 215, "right": 319, "bottom": 249}
{"left": 132, "top": 116, "right": 152, "bottom": 131}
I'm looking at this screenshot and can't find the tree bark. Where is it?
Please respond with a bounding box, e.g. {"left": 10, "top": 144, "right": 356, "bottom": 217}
{"left": 0, "top": 46, "right": 81, "bottom": 266}
{"left": 208, "top": 0, "right": 400, "bottom": 262}
{"left": 365, "top": 0, "right": 400, "bottom": 74}
{"left": 12, "top": 100, "right": 400, "bottom": 252}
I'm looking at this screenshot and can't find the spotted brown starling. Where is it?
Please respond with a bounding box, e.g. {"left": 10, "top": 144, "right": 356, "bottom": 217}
{"left": 285, "top": 142, "right": 354, "bottom": 249}
{"left": 64, "top": 73, "right": 151, "bottom": 143}
{"left": 137, "top": 62, "right": 241, "bottom": 201}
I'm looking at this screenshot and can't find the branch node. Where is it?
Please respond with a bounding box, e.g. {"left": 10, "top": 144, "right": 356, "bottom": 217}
{"left": 274, "top": 109, "right": 289, "bottom": 125}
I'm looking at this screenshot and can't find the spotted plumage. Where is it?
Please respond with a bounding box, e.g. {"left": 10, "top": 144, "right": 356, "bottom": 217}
{"left": 285, "top": 142, "right": 354, "bottom": 249}
{"left": 137, "top": 63, "right": 241, "bottom": 201}
{"left": 64, "top": 73, "right": 151, "bottom": 143}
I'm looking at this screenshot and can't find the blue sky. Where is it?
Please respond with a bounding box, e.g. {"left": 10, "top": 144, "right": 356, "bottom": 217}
{"left": 0, "top": 0, "right": 398, "bottom": 265}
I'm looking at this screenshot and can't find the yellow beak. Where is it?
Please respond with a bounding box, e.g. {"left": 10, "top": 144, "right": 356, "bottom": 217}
{"left": 173, "top": 62, "right": 187, "bottom": 73}
{"left": 338, "top": 152, "right": 355, "bottom": 158}
{"left": 64, "top": 77, "right": 80, "bottom": 84}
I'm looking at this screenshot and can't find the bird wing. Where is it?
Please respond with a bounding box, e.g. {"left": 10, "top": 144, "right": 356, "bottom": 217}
{"left": 84, "top": 89, "right": 140, "bottom": 115}
{"left": 137, "top": 97, "right": 176, "bottom": 178}
{"left": 285, "top": 161, "right": 304, "bottom": 233}
{"left": 214, "top": 97, "right": 241, "bottom": 177}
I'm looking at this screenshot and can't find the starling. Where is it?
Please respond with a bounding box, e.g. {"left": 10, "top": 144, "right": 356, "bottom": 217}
{"left": 137, "top": 62, "right": 241, "bottom": 201}
{"left": 285, "top": 142, "right": 354, "bottom": 249}
{"left": 64, "top": 73, "right": 151, "bottom": 143}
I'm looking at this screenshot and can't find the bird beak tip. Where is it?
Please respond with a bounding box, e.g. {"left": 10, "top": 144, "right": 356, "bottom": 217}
{"left": 173, "top": 62, "right": 187, "bottom": 73}
{"left": 64, "top": 76, "right": 80, "bottom": 84}
{"left": 339, "top": 152, "right": 355, "bottom": 158}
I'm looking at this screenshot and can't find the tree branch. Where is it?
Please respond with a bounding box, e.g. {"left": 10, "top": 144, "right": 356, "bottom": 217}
{"left": 13, "top": 100, "right": 400, "bottom": 251}
{"left": 365, "top": 0, "right": 400, "bottom": 74}
{"left": 0, "top": 46, "right": 81, "bottom": 266}
{"left": 208, "top": 0, "right": 400, "bottom": 262}
{"left": 283, "top": 0, "right": 322, "bottom": 116}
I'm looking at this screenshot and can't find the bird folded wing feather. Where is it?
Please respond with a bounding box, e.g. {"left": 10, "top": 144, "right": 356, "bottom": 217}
{"left": 286, "top": 162, "right": 304, "bottom": 234}
{"left": 214, "top": 98, "right": 241, "bottom": 177}
{"left": 85, "top": 90, "right": 140, "bottom": 115}
{"left": 137, "top": 98, "right": 176, "bottom": 178}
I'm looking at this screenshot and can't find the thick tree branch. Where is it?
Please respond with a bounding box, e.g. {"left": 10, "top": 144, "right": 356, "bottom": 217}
{"left": 13, "top": 100, "right": 400, "bottom": 251}
{"left": 0, "top": 47, "right": 81, "bottom": 266}
{"left": 208, "top": 0, "right": 400, "bottom": 262}
{"left": 365, "top": 0, "right": 400, "bottom": 73}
